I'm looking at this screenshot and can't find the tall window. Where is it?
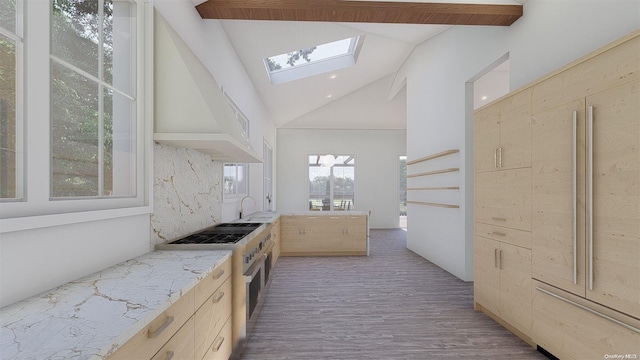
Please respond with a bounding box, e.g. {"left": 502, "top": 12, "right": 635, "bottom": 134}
{"left": 50, "top": 0, "right": 136, "bottom": 198}
{"left": 308, "top": 155, "right": 355, "bottom": 211}
{"left": 263, "top": 140, "right": 273, "bottom": 210}
{"left": 224, "top": 163, "right": 247, "bottom": 199}
{"left": 0, "top": 0, "right": 23, "bottom": 200}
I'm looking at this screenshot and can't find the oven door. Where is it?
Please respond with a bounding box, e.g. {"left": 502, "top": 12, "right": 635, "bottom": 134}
{"left": 245, "top": 254, "right": 266, "bottom": 331}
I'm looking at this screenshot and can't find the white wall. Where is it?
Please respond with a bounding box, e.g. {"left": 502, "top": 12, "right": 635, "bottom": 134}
{"left": 277, "top": 129, "right": 406, "bottom": 228}
{"left": 154, "top": 1, "right": 277, "bottom": 221}
{"left": 401, "top": 0, "right": 639, "bottom": 281}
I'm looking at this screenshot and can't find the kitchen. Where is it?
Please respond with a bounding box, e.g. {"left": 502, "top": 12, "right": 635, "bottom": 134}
{"left": 1, "top": 0, "right": 639, "bottom": 359}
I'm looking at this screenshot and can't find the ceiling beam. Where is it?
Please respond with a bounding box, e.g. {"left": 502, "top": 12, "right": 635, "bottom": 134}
{"left": 196, "top": 0, "right": 522, "bottom": 26}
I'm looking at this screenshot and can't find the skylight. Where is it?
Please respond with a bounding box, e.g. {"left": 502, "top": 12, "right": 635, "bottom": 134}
{"left": 264, "top": 36, "right": 362, "bottom": 85}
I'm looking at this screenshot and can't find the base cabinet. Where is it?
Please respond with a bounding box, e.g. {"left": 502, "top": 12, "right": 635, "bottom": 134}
{"left": 108, "top": 257, "right": 232, "bottom": 360}
{"left": 281, "top": 214, "right": 367, "bottom": 256}
{"left": 532, "top": 281, "right": 640, "bottom": 360}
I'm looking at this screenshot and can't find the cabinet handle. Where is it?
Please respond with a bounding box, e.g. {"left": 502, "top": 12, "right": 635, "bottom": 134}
{"left": 572, "top": 110, "right": 578, "bottom": 285}
{"left": 587, "top": 105, "right": 594, "bottom": 290}
{"left": 535, "top": 287, "right": 640, "bottom": 334}
{"left": 491, "top": 217, "right": 506, "bottom": 222}
{"left": 494, "top": 249, "right": 499, "bottom": 268}
{"left": 212, "top": 269, "right": 225, "bottom": 280}
{"left": 213, "top": 336, "right": 225, "bottom": 351}
{"left": 164, "top": 351, "right": 174, "bottom": 360}
{"left": 494, "top": 148, "right": 498, "bottom": 168}
{"left": 498, "top": 147, "right": 503, "bottom": 168}
{"left": 499, "top": 250, "right": 503, "bottom": 269}
{"left": 491, "top": 231, "right": 506, "bottom": 237}
{"left": 212, "top": 291, "right": 225, "bottom": 304}
{"left": 329, "top": 216, "right": 340, "bottom": 219}
{"left": 148, "top": 316, "right": 174, "bottom": 338}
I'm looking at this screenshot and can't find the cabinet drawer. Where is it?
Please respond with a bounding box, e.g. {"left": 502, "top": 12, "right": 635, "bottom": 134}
{"left": 475, "top": 222, "right": 531, "bottom": 249}
{"left": 194, "top": 257, "right": 231, "bottom": 308}
{"left": 475, "top": 168, "right": 532, "bottom": 231}
{"left": 109, "top": 290, "right": 195, "bottom": 360}
{"left": 151, "top": 317, "right": 195, "bottom": 360}
{"left": 532, "top": 280, "right": 640, "bottom": 360}
{"left": 202, "top": 319, "right": 232, "bottom": 360}
{"left": 195, "top": 278, "right": 232, "bottom": 360}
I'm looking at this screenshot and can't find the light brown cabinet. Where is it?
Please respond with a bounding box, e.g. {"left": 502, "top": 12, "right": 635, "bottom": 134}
{"left": 474, "top": 88, "right": 532, "bottom": 173}
{"left": 474, "top": 236, "right": 532, "bottom": 338}
{"left": 271, "top": 217, "right": 281, "bottom": 264}
{"left": 281, "top": 214, "right": 367, "bottom": 256}
{"left": 108, "top": 257, "right": 233, "bottom": 360}
{"left": 531, "top": 33, "right": 640, "bottom": 320}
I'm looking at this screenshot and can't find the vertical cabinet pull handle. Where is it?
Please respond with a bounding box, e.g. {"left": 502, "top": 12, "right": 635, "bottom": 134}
{"left": 148, "top": 316, "right": 174, "bottom": 338}
{"left": 572, "top": 110, "right": 578, "bottom": 285}
{"left": 494, "top": 249, "right": 499, "bottom": 268}
{"left": 587, "top": 106, "right": 594, "bottom": 290}
{"left": 494, "top": 148, "right": 498, "bottom": 168}
{"left": 499, "top": 250, "right": 504, "bottom": 269}
{"left": 499, "top": 147, "right": 503, "bottom": 168}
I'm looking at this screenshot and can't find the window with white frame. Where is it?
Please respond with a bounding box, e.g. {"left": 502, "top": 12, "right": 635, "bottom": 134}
{"left": 224, "top": 163, "right": 248, "bottom": 199}
{"left": 308, "top": 155, "right": 355, "bottom": 211}
{"left": 0, "top": 0, "right": 23, "bottom": 200}
{"left": 0, "top": 0, "right": 145, "bottom": 219}
{"left": 51, "top": 0, "right": 137, "bottom": 198}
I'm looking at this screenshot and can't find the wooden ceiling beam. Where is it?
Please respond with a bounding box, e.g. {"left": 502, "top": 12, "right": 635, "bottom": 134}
{"left": 196, "top": 0, "right": 522, "bottom": 26}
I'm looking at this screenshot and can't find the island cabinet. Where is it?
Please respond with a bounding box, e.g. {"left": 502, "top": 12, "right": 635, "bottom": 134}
{"left": 109, "top": 257, "right": 232, "bottom": 360}
{"left": 271, "top": 217, "right": 281, "bottom": 264}
{"left": 280, "top": 214, "right": 367, "bottom": 256}
{"left": 529, "top": 32, "right": 640, "bottom": 359}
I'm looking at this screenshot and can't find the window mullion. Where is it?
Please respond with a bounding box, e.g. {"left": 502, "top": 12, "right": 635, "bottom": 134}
{"left": 329, "top": 166, "right": 334, "bottom": 211}
{"left": 98, "top": 0, "right": 105, "bottom": 196}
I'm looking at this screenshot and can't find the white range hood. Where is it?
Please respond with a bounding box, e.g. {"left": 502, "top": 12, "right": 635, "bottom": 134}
{"left": 153, "top": 11, "right": 262, "bottom": 163}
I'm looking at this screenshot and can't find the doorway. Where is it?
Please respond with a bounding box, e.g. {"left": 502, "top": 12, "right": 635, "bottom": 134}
{"left": 399, "top": 155, "right": 407, "bottom": 229}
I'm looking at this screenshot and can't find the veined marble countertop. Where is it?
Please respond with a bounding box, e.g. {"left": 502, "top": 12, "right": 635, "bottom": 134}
{"left": 0, "top": 250, "right": 231, "bottom": 360}
{"left": 279, "top": 211, "right": 369, "bottom": 216}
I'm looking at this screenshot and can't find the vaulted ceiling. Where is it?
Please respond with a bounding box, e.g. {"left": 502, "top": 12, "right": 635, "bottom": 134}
{"left": 195, "top": 0, "right": 525, "bottom": 129}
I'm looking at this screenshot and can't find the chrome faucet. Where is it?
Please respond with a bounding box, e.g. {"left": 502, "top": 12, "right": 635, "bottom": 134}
{"left": 239, "top": 195, "right": 255, "bottom": 219}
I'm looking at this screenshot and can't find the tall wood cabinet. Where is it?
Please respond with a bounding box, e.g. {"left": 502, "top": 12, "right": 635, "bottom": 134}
{"left": 475, "top": 30, "right": 640, "bottom": 360}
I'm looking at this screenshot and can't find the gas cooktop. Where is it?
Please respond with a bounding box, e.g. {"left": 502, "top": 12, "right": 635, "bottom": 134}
{"left": 167, "top": 222, "right": 263, "bottom": 245}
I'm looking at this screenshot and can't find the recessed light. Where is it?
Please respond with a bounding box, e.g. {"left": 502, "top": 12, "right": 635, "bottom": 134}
{"left": 481, "top": 96, "right": 488, "bottom": 100}
{"left": 326, "top": 94, "right": 333, "bottom": 98}
{"left": 329, "top": 74, "right": 337, "bottom": 79}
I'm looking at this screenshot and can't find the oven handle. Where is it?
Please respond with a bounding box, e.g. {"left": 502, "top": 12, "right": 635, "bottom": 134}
{"left": 244, "top": 254, "right": 267, "bottom": 282}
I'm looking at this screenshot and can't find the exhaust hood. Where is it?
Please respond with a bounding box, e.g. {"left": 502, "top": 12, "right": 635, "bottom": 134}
{"left": 153, "top": 11, "right": 262, "bottom": 163}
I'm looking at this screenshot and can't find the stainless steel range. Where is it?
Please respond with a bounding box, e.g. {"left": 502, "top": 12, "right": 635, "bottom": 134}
{"left": 156, "top": 221, "right": 274, "bottom": 359}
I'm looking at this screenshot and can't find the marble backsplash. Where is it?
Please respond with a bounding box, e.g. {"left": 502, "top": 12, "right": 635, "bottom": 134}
{"left": 151, "top": 143, "right": 223, "bottom": 245}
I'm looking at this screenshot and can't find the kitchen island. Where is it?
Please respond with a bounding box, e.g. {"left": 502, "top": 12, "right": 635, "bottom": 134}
{"left": 0, "top": 250, "right": 231, "bottom": 360}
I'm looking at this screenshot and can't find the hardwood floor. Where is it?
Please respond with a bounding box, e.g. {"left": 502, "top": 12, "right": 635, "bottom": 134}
{"left": 241, "top": 229, "right": 546, "bottom": 359}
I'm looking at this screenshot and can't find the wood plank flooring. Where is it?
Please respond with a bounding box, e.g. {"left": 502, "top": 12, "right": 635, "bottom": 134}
{"left": 241, "top": 229, "right": 546, "bottom": 359}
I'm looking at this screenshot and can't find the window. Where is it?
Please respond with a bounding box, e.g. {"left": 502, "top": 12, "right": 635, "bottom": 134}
{"left": 0, "top": 0, "right": 23, "bottom": 200}
{"left": 0, "top": 0, "right": 146, "bottom": 219}
{"left": 308, "top": 155, "right": 355, "bottom": 211}
{"left": 263, "top": 140, "right": 273, "bottom": 210}
{"left": 264, "top": 36, "right": 362, "bottom": 85}
{"left": 51, "top": 0, "right": 137, "bottom": 198}
{"left": 224, "top": 163, "right": 248, "bottom": 199}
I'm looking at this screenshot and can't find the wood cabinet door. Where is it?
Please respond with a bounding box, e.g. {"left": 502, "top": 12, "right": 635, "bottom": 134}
{"left": 531, "top": 98, "right": 587, "bottom": 297}
{"left": 586, "top": 80, "right": 640, "bottom": 318}
{"left": 498, "top": 88, "right": 532, "bottom": 170}
{"left": 474, "top": 235, "right": 500, "bottom": 315}
{"left": 499, "top": 242, "right": 532, "bottom": 337}
{"left": 150, "top": 317, "right": 195, "bottom": 360}
{"left": 474, "top": 104, "right": 500, "bottom": 173}
{"left": 194, "top": 279, "right": 232, "bottom": 360}
{"left": 475, "top": 168, "right": 532, "bottom": 231}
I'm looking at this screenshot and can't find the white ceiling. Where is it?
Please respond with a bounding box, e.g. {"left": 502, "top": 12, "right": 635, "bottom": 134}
{"left": 216, "top": 0, "right": 524, "bottom": 129}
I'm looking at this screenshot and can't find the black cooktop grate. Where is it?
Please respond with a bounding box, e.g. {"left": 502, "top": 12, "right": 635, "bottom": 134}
{"left": 167, "top": 222, "right": 264, "bottom": 244}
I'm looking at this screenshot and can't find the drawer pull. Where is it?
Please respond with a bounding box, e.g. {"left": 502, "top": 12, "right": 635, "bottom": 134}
{"left": 212, "top": 291, "right": 225, "bottom": 304}
{"left": 491, "top": 231, "right": 506, "bottom": 237}
{"left": 213, "top": 336, "right": 225, "bottom": 351}
{"left": 212, "top": 269, "right": 225, "bottom": 280}
{"left": 535, "top": 287, "right": 640, "bottom": 334}
{"left": 329, "top": 216, "right": 340, "bottom": 219}
{"left": 148, "top": 316, "right": 174, "bottom": 338}
{"left": 165, "top": 351, "right": 174, "bottom": 360}
{"left": 492, "top": 217, "right": 506, "bottom": 221}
